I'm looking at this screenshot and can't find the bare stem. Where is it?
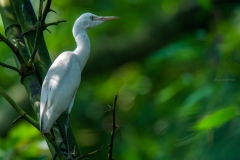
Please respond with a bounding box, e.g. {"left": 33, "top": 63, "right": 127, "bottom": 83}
{"left": 0, "top": 86, "right": 39, "bottom": 129}
{"left": 108, "top": 93, "right": 118, "bottom": 160}
{"left": 0, "top": 62, "right": 20, "bottom": 73}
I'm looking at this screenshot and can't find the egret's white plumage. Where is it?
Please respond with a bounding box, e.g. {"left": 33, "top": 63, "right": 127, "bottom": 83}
{"left": 40, "top": 13, "right": 118, "bottom": 134}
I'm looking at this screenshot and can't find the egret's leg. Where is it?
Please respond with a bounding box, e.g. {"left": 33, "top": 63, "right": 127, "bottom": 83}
{"left": 65, "top": 93, "right": 76, "bottom": 159}
{"left": 65, "top": 114, "right": 72, "bottom": 159}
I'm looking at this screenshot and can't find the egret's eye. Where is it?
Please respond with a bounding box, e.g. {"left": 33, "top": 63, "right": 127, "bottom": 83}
{"left": 90, "top": 16, "right": 94, "bottom": 21}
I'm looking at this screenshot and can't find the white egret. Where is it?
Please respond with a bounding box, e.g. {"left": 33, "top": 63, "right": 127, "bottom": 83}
{"left": 40, "top": 13, "right": 119, "bottom": 134}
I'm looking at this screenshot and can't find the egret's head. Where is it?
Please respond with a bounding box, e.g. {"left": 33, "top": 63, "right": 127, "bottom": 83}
{"left": 73, "top": 12, "right": 119, "bottom": 31}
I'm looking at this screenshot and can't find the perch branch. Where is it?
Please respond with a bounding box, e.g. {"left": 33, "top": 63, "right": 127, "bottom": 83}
{"left": 108, "top": 93, "right": 118, "bottom": 160}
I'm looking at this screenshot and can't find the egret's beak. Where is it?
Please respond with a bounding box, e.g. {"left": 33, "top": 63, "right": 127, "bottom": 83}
{"left": 96, "top": 16, "right": 119, "bottom": 21}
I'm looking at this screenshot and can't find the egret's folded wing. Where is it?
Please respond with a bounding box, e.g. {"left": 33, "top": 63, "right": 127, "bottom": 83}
{"left": 40, "top": 53, "right": 81, "bottom": 133}
{"left": 39, "top": 78, "right": 49, "bottom": 131}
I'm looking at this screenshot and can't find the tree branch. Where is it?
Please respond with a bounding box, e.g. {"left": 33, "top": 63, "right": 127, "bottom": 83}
{"left": 0, "top": 86, "right": 39, "bottom": 129}
{"left": 0, "top": 86, "right": 64, "bottom": 159}
{"left": 0, "top": 62, "right": 20, "bottom": 73}
{"left": 108, "top": 93, "right": 118, "bottom": 160}
{"left": 11, "top": 0, "right": 52, "bottom": 82}
{"left": 44, "top": 20, "right": 67, "bottom": 30}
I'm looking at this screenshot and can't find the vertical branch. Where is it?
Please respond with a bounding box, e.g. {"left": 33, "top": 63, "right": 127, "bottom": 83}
{"left": 1, "top": 0, "right": 38, "bottom": 114}
{"left": 11, "top": 0, "right": 52, "bottom": 82}
{"left": 1, "top": 0, "right": 81, "bottom": 159}
{"left": 1, "top": 0, "right": 65, "bottom": 159}
{"left": 108, "top": 93, "right": 118, "bottom": 160}
{"left": 0, "top": 0, "right": 29, "bottom": 68}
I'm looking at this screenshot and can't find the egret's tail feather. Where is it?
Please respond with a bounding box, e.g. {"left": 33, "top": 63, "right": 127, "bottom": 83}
{"left": 41, "top": 110, "right": 60, "bottom": 134}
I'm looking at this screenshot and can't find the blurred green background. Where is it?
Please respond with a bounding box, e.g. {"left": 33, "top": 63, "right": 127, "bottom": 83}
{"left": 1, "top": 0, "right": 240, "bottom": 159}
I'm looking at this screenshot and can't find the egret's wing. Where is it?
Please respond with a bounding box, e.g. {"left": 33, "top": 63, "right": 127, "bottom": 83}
{"left": 40, "top": 52, "right": 81, "bottom": 133}
{"left": 39, "top": 77, "right": 49, "bottom": 132}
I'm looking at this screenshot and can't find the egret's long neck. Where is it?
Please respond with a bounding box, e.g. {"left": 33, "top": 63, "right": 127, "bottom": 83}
{"left": 73, "top": 29, "right": 91, "bottom": 70}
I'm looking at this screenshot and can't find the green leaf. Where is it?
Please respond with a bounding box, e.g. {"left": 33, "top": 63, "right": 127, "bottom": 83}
{"left": 193, "top": 106, "right": 239, "bottom": 131}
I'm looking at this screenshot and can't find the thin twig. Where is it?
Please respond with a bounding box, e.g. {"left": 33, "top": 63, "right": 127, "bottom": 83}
{"left": 49, "top": 9, "right": 57, "bottom": 14}
{"left": 0, "top": 62, "right": 20, "bottom": 73}
{"left": 0, "top": 86, "right": 39, "bottom": 129}
{"left": 76, "top": 146, "right": 103, "bottom": 160}
{"left": 44, "top": 20, "right": 67, "bottom": 29}
{"left": 11, "top": 115, "right": 25, "bottom": 126}
{"left": 0, "top": 33, "right": 25, "bottom": 65}
{"left": 108, "top": 93, "right": 118, "bottom": 160}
